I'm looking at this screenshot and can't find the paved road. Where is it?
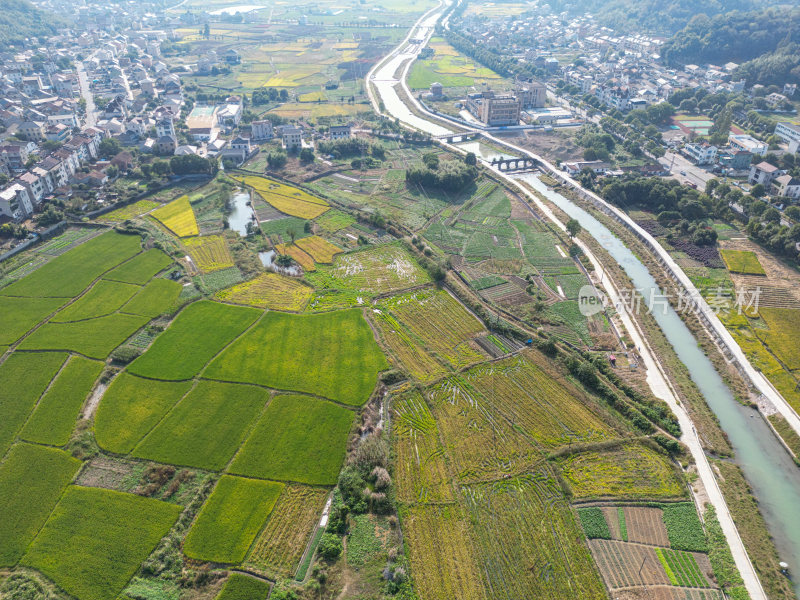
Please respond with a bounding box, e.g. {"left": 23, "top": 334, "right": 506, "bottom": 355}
{"left": 369, "top": 10, "right": 770, "bottom": 599}
{"left": 76, "top": 62, "right": 97, "bottom": 127}
{"left": 659, "top": 151, "right": 715, "bottom": 189}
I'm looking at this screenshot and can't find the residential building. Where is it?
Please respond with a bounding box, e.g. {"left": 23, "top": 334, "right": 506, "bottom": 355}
{"left": 717, "top": 149, "right": 752, "bottom": 171}
{"left": 155, "top": 117, "right": 175, "bottom": 139}
{"left": 155, "top": 135, "right": 177, "bottom": 155}
{"left": 516, "top": 81, "right": 547, "bottom": 109}
{"left": 430, "top": 82, "right": 443, "bottom": 98}
{"left": 329, "top": 124, "right": 352, "bottom": 140}
{"left": 17, "top": 171, "right": 47, "bottom": 206}
{"left": 749, "top": 161, "right": 780, "bottom": 186}
{"left": 682, "top": 143, "right": 718, "bottom": 165}
{"left": 772, "top": 174, "right": 800, "bottom": 200}
{"left": 775, "top": 122, "right": 800, "bottom": 153}
{"left": 0, "top": 183, "right": 34, "bottom": 221}
{"left": 562, "top": 160, "right": 611, "bottom": 175}
{"left": 251, "top": 119, "right": 273, "bottom": 141}
{"left": 0, "top": 142, "right": 36, "bottom": 170}
{"left": 19, "top": 121, "right": 45, "bottom": 142}
{"left": 282, "top": 126, "right": 303, "bottom": 150}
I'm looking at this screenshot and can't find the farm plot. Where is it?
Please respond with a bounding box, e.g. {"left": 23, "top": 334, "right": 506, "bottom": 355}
{"left": 232, "top": 175, "right": 329, "bottom": 219}
{"left": 19, "top": 313, "right": 149, "bottom": 359}
{"left": 0, "top": 296, "right": 68, "bottom": 345}
{"left": 307, "top": 244, "right": 431, "bottom": 295}
{"left": 97, "top": 199, "right": 160, "bottom": 222}
{"left": 0, "top": 231, "right": 142, "bottom": 298}
{"left": 36, "top": 228, "right": 96, "bottom": 256}
{"left": 215, "top": 272, "right": 313, "bottom": 311}
{"left": 463, "top": 474, "right": 608, "bottom": 600}
{"left": 150, "top": 196, "right": 199, "bottom": 237}
{"left": 230, "top": 394, "right": 354, "bottom": 485}
{"left": 392, "top": 391, "right": 453, "bottom": 502}
{"left": 720, "top": 249, "right": 765, "bottom": 276}
{"left": 426, "top": 373, "right": 542, "bottom": 483}
{"left": 184, "top": 475, "right": 284, "bottom": 564}
{"left": 215, "top": 573, "right": 271, "bottom": 600}
{"left": 756, "top": 308, "right": 800, "bottom": 371}
{"left": 261, "top": 216, "right": 309, "bottom": 240}
{"left": 656, "top": 547, "right": 713, "bottom": 588}
{"left": 121, "top": 278, "right": 183, "bottom": 318}
{"left": 245, "top": 484, "right": 330, "bottom": 578}
{"left": 0, "top": 443, "right": 81, "bottom": 566}
{"left": 51, "top": 280, "right": 140, "bottom": 322}
{"left": 589, "top": 539, "right": 671, "bottom": 589}
{"left": 316, "top": 209, "right": 355, "bottom": 232}
{"left": 0, "top": 351, "right": 67, "bottom": 457}
{"left": 378, "top": 290, "right": 486, "bottom": 371}
{"left": 95, "top": 374, "right": 193, "bottom": 454}
{"left": 275, "top": 241, "right": 316, "bottom": 271}
{"left": 401, "top": 503, "right": 488, "bottom": 600}
{"left": 205, "top": 309, "right": 388, "bottom": 406}
{"left": 294, "top": 235, "right": 342, "bottom": 263}
{"left": 624, "top": 506, "right": 670, "bottom": 546}
{"left": 21, "top": 486, "right": 181, "bottom": 600}
{"left": 370, "top": 309, "right": 448, "bottom": 382}
{"left": 104, "top": 249, "right": 172, "bottom": 285}
{"left": 662, "top": 502, "right": 707, "bottom": 552}
{"left": 183, "top": 235, "right": 234, "bottom": 272}
{"left": 558, "top": 443, "right": 685, "bottom": 501}
{"left": 21, "top": 356, "right": 103, "bottom": 446}
{"left": 133, "top": 380, "right": 268, "bottom": 470}
{"left": 579, "top": 507, "right": 611, "bottom": 539}
{"left": 128, "top": 301, "right": 261, "bottom": 380}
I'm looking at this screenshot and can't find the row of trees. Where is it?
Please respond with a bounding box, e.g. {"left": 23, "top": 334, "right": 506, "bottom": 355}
{"left": 405, "top": 153, "right": 478, "bottom": 193}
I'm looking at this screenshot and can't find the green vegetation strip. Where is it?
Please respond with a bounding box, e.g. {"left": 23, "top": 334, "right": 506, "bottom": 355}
{"left": 205, "top": 309, "right": 388, "bottom": 406}
{"left": 51, "top": 280, "right": 140, "bottom": 323}
{"left": 95, "top": 374, "right": 193, "bottom": 454}
{"left": 214, "top": 573, "right": 271, "bottom": 600}
{"left": 129, "top": 300, "right": 261, "bottom": 381}
{"left": 21, "top": 356, "right": 103, "bottom": 446}
{"left": 617, "top": 507, "right": 628, "bottom": 542}
{"left": 132, "top": 380, "right": 268, "bottom": 470}
{"left": 0, "top": 351, "right": 67, "bottom": 457}
{"left": 0, "top": 296, "right": 68, "bottom": 345}
{"left": 230, "top": 394, "right": 355, "bottom": 486}
{"left": 21, "top": 486, "right": 181, "bottom": 600}
{"left": 0, "top": 231, "right": 142, "bottom": 298}
{"left": 705, "top": 505, "right": 748, "bottom": 598}
{"left": 184, "top": 475, "right": 283, "bottom": 564}
{"left": 19, "top": 313, "right": 149, "bottom": 359}
{"left": 577, "top": 507, "right": 611, "bottom": 539}
{"left": 103, "top": 248, "right": 172, "bottom": 285}
{"left": 0, "top": 443, "right": 81, "bottom": 566}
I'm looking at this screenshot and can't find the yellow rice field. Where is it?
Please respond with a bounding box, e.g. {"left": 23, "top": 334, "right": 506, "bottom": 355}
{"left": 232, "top": 176, "right": 329, "bottom": 219}
{"left": 294, "top": 236, "right": 342, "bottom": 264}
{"left": 183, "top": 235, "right": 234, "bottom": 272}
{"left": 216, "top": 272, "right": 313, "bottom": 311}
{"left": 97, "top": 200, "right": 159, "bottom": 222}
{"left": 275, "top": 243, "right": 316, "bottom": 271}
{"left": 150, "top": 196, "right": 199, "bottom": 237}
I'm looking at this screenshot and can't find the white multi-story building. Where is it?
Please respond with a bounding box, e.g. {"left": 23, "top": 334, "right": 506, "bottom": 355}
{"left": 682, "top": 143, "right": 717, "bottom": 165}
{"left": 281, "top": 126, "right": 302, "bottom": 150}
{"left": 251, "top": 120, "right": 273, "bottom": 141}
{"left": 748, "top": 161, "right": 780, "bottom": 187}
{"left": 775, "top": 122, "right": 800, "bottom": 153}
{"left": 0, "top": 183, "right": 34, "bottom": 221}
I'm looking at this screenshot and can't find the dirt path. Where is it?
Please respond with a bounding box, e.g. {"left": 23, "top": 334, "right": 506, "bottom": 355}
{"left": 335, "top": 537, "right": 353, "bottom": 600}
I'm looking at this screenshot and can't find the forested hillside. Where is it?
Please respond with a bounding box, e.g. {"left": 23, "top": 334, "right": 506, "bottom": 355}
{"left": 0, "top": 0, "right": 63, "bottom": 46}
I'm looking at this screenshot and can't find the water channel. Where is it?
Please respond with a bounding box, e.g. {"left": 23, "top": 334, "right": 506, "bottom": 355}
{"left": 517, "top": 172, "right": 800, "bottom": 589}
{"left": 227, "top": 191, "right": 257, "bottom": 236}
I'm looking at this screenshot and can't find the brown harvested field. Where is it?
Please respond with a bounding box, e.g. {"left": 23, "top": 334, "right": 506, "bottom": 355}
{"left": 624, "top": 506, "right": 670, "bottom": 546}
{"left": 616, "top": 587, "right": 723, "bottom": 600}
{"left": 244, "top": 484, "right": 329, "bottom": 578}
{"left": 589, "top": 539, "right": 670, "bottom": 589}
{"left": 75, "top": 455, "right": 138, "bottom": 490}
{"left": 721, "top": 238, "right": 800, "bottom": 308}
{"left": 602, "top": 507, "right": 622, "bottom": 539}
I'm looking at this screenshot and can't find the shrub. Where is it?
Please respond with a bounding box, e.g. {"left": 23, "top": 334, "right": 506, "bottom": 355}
{"left": 317, "top": 533, "right": 342, "bottom": 561}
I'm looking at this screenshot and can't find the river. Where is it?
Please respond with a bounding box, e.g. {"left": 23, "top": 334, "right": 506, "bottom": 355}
{"left": 517, "top": 173, "right": 800, "bottom": 590}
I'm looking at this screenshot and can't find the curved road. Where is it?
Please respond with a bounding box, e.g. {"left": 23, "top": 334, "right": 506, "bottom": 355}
{"left": 368, "top": 6, "right": 769, "bottom": 599}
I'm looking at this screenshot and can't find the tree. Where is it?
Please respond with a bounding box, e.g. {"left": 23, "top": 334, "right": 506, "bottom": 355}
{"left": 465, "top": 151, "right": 477, "bottom": 166}
{"left": 422, "top": 152, "right": 439, "bottom": 170}
{"left": 98, "top": 137, "right": 121, "bottom": 159}
{"left": 267, "top": 151, "right": 287, "bottom": 169}
{"left": 763, "top": 207, "right": 781, "bottom": 223}
{"left": 317, "top": 534, "right": 342, "bottom": 560}
{"left": 287, "top": 228, "right": 296, "bottom": 246}
{"left": 203, "top": 23, "right": 210, "bottom": 39}
{"left": 278, "top": 89, "right": 289, "bottom": 101}
{"left": 299, "top": 147, "right": 314, "bottom": 163}
{"left": 566, "top": 218, "right": 581, "bottom": 238}
{"left": 750, "top": 183, "right": 766, "bottom": 198}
